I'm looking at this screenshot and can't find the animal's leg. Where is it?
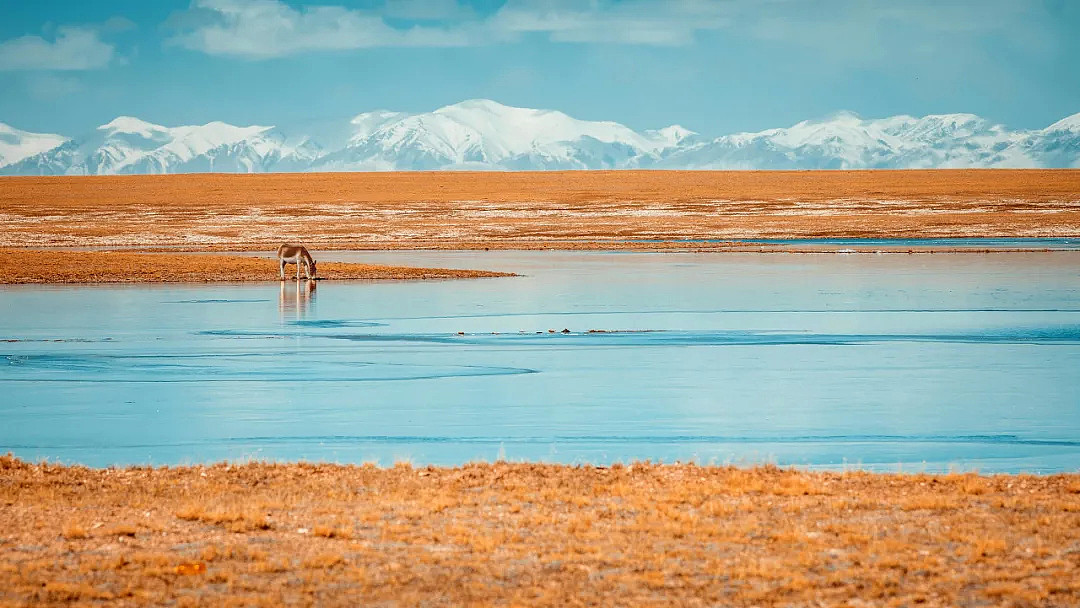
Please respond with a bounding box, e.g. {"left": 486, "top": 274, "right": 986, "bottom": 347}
{"left": 279, "top": 258, "right": 286, "bottom": 280}
{"left": 296, "top": 262, "right": 301, "bottom": 281}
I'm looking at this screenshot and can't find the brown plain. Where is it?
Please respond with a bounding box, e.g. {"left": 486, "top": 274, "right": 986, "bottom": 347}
{"left": 2, "top": 456, "right": 1078, "bottom": 607}
{"left": 1, "top": 170, "right": 1078, "bottom": 250}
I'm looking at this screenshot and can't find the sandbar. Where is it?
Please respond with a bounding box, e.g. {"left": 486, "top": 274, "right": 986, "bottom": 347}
{"left": 0, "top": 248, "right": 512, "bottom": 284}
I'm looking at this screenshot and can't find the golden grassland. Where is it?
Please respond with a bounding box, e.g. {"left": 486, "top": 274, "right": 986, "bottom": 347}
{"left": 0, "top": 248, "right": 512, "bottom": 284}
{"left": 2, "top": 456, "right": 1078, "bottom": 606}
{"left": 1, "top": 170, "right": 1078, "bottom": 250}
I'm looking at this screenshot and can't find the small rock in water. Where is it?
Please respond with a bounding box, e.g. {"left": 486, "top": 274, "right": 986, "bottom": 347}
{"left": 561, "top": 328, "right": 570, "bottom": 334}
{"left": 456, "top": 331, "right": 465, "bottom": 336}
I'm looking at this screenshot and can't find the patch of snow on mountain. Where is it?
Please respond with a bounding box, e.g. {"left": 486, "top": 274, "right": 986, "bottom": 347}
{"left": 348, "top": 111, "right": 412, "bottom": 144}
{"left": 98, "top": 116, "right": 171, "bottom": 138}
{"left": 645, "top": 125, "right": 696, "bottom": 149}
{"left": 0, "top": 122, "right": 68, "bottom": 168}
{"left": 1044, "top": 112, "right": 1080, "bottom": 133}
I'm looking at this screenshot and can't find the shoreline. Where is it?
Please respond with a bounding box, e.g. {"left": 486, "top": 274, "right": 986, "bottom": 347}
{"left": 0, "top": 248, "right": 512, "bottom": 285}
{"left": 2, "top": 243, "right": 1074, "bottom": 285}
{"left": 2, "top": 456, "right": 1078, "bottom": 606}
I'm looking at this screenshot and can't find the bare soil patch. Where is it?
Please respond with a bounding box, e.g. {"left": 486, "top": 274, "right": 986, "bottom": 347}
{"left": 1, "top": 456, "right": 1078, "bottom": 606}
{"left": 1, "top": 170, "right": 1077, "bottom": 250}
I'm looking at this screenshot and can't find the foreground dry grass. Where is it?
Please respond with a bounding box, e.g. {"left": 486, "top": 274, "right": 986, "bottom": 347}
{"left": 0, "top": 248, "right": 511, "bottom": 284}
{"left": 1, "top": 170, "right": 1078, "bottom": 249}
{"left": 2, "top": 456, "right": 1078, "bottom": 606}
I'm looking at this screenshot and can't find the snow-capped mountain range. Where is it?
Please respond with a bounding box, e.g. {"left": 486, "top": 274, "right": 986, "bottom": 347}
{"left": 0, "top": 123, "right": 68, "bottom": 169}
{"left": 2, "top": 116, "right": 321, "bottom": 175}
{"left": 2, "top": 100, "right": 1077, "bottom": 174}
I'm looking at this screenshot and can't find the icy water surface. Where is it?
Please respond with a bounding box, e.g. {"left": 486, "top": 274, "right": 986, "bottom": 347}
{"left": 2, "top": 249, "right": 1079, "bottom": 472}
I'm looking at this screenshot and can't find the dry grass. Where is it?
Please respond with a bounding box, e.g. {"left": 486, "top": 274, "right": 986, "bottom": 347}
{"left": 1, "top": 455, "right": 1078, "bottom": 606}
{"left": 0, "top": 248, "right": 512, "bottom": 284}
{"left": 1, "top": 170, "right": 1078, "bottom": 250}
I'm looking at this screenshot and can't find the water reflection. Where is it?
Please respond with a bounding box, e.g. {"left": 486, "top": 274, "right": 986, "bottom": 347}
{"left": 279, "top": 279, "right": 316, "bottom": 320}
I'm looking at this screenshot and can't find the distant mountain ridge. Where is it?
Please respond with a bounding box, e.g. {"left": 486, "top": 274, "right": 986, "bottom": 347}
{"left": 5, "top": 116, "right": 321, "bottom": 175}
{"left": 0, "top": 122, "right": 68, "bottom": 169}
{"left": 2, "top": 100, "right": 1078, "bottom": 174}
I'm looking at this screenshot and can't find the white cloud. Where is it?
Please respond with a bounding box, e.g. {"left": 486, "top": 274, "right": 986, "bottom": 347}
{"left": 489, "top": 0, "right": 732, "bottom": 46}
{"left": 167, "top": 0, "right": 474, "bottom": 58}
{"left": 0, "top": 26, "right": 118, "bottom": 71}
{"left": 166, "top": 0, "right": 1067, "bottom": 60}
{"left": 382, "top": 0, "right": 473, "bottom": 21}
{"left": 167, "top": 0, "right": 739, "bottom": 57}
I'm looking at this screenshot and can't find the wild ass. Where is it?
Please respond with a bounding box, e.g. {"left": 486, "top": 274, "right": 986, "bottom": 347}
{"left": 277, "top": 244, "right": 317, "bottom": 280}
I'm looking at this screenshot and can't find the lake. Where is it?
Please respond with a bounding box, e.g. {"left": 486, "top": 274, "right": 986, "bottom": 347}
{"left": 2, "top": 248, "right": 1079, "bottom": 472}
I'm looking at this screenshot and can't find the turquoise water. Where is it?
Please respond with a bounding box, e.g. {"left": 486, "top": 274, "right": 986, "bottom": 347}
{"left": 634, "top": 238, "right": 1080, "bottom": 250}
{"left": 730, "top": 237, "right": 1080, "bottom": 249}
{"left": 2, "top": 249, "right": 1079, "bottom": 472}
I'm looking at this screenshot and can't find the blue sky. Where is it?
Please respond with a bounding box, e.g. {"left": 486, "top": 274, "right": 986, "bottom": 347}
{"left": 0, "top": 0, "right": 1077, "bottom": 137}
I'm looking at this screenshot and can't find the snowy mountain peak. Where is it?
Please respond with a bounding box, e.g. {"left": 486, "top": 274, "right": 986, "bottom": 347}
{"left": 657, "top": 125, "right": 695, "bottom": 139}
{"left": 350, "top": 110, "right": 409, "bottom": 126}
{"left": 435, "top": 99, "right": 517, "bottom": 114}
{"left": 173, "top": 121, "right": 274, "bottom": 142}
{"left": 919, "top": 112, "right": 983, "bottom": 125}
{"left": 98, "top": 116, "right": 168, "bottom": 136}
{"left": 909, "top": 113, "right": 988, "bottom": 130}
{"left": 348, "top": 110, "right": 413, "bottom": 144}
{"left": 815, "top": 110, "right": 864, "bottom": 124}
{"left": 0, "top": 122, "right": 68, "bottom": 169}
{"left": 880, "top": 113, "right": 996, "bottom": 142}
{"left": 321, "top": 98, "right": 677, "bottom": 171}
{"left": 431, "top": 98, "right": 582, "bottom": 134}
{"left": 646, "top": 125, "right": 696, "bottom": 148}
{"left": 200, "top": 120, "right": 270, "bottom": 131}
{"left": 1045, "top": 112, "right": 1080, "bottom": 133}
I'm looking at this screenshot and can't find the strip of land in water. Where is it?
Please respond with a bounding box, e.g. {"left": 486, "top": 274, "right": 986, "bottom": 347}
{"left": 0, "top": 248, "right": 511, "bottom": 284}
{"left": 1, "top": 457, "right": 1078, "bottom": 606}
{"left": 1, "top": 170, "right": 1077, "bottom": 250}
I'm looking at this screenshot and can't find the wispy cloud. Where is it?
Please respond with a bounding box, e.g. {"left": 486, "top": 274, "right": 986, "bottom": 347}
{"left": 165, "top": 0, "right": 1070, "bottom": 64}
{"left": 166, "top": 0, "right": 474, "bottom": 58}
{"left": 166, "top": 0, "right": 740, "bottom": 57}
{"left": 0, "top": 25, "right": 122, "bottom": 71}
{"left": 489, "top": 0, "right": 732, "bottom": 45}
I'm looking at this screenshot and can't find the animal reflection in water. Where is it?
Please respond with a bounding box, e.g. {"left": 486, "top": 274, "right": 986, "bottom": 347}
{"left": 279, "top": 279, "right": 316, "bottom": 319}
